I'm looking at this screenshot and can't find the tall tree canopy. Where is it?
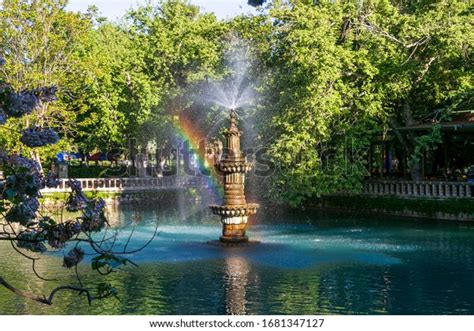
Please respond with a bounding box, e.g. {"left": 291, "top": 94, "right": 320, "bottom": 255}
{"left": 239, "top": 0, "right": 473, "bottom": 205}
{"left": 0, "top": 0, "right": 94, "bottom": 166}
{"left": 1, "top": 0, "right": 472, "bottom": 206}
{"left": 125, "top": 0, "right": 227, "bottom": 148}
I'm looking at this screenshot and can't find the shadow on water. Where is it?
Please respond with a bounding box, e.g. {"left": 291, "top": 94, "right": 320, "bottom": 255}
{"left": 1, "top": 202, "right": 474, "bottom": 315}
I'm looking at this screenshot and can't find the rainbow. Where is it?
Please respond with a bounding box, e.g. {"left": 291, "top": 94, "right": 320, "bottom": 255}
{"left": 172, "top": 114, "right": 224, "bottom": 202}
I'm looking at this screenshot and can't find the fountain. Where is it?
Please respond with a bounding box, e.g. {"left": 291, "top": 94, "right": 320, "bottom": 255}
{"left": 209, "top": 109, "right": 259, "bottom": 243}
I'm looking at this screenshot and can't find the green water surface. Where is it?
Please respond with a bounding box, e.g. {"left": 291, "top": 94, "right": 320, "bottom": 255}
{"left": 1, "top": 205, "right": 474, "bottom": 315}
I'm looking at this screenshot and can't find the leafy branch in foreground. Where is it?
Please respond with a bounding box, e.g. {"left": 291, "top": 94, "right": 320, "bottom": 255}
{"left": 0, "top": 56, "right": 158, "bottom": 305}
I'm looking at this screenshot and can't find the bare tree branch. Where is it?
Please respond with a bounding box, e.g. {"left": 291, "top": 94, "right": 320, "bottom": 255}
{"left": 0, "top": 275, "right": 112, "bottom": 306}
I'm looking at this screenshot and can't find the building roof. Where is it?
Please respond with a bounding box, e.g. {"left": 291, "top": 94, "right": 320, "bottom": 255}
{"left": 397, "top": 110, "right": 474, "bottom": 132}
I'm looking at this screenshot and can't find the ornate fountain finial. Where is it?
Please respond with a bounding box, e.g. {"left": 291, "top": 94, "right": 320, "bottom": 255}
{"left": 209, "top": 108, "right": 259, "bottom": 243}
{"left": 228, "top": 108, "right": 240, "bottom": 135}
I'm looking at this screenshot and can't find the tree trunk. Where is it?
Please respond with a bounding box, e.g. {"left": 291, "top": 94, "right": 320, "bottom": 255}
{"left": 401, "top": 102, "right": 424, "bottom": 181}
{"left": 29, "top": 150, "right": 43, "bottom": 174}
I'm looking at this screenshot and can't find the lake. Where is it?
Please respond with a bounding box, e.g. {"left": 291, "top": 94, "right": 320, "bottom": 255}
{"left": 1, "top": 204, "right": 474, "bottom": 314}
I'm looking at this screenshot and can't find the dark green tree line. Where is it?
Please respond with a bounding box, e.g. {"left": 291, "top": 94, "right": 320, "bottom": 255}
{"left": 1, "top": 0, "right": 472, "bottom": 207}
{"left": 238, "top": 0, "right": 472, "bottom": 205}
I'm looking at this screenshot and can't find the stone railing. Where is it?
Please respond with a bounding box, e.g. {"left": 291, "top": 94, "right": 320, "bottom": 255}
{"left": 363, "top": 180, "right": 474, "bottom": 199}
{"left": 41, "top": 176, "right": 205, "bottom": 193}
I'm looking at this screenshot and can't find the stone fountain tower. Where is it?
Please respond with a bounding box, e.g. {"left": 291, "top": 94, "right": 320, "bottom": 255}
{"left": 210, "top": 109, "right": 259, "bottom": 243}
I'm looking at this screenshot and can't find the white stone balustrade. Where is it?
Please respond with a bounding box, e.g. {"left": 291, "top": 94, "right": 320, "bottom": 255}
{"left": 41, "top": 176, "right": 205, "bottom": 193}
{"left": 364, "top": 180, "right": 474, "bottom": 199}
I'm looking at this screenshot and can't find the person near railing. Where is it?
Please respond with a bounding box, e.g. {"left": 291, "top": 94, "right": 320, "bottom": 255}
{"left": 467, "top": 166, "right": 474, "bottom": 183}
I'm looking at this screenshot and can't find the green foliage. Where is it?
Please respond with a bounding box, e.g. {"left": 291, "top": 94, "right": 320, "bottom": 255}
{"left": 68, "top": 165, "right": 128, "bottom": 178}
{"left": 71, "top": 22, "right": 149, "bottom": 151}
{"left": 96, "top": 283, "right": 119, "bottom": 300}
{"left": 245, "top": 1, "right": 383, "bottom": 205}
{"left": 355, "top": 0, "right": 473, "bottom": 179}
{"left": 1, "top": 0, "right": 472, "bottom": 207}
{"left": 0, "top": 0, "right": 94, "bottom": 162}
{"left": 409, "top": 124, "right": 443, "bottom": 170}
{"left": 125, "top": 0, "right": 227, "bottom": 147}
{"left": 16, "top": 232, "right": 47, "bottom": 253}
{"left": 240, "top": 0, "right": 473, "bottom": 205}
{"left": 40, "top": 188, "right": 201, "bottom": 205}
{"left": 92, "top": 253, "right": 136, "bottom": 273}
{"left": 0, "top": 0, "right": 228, "bottom": 162}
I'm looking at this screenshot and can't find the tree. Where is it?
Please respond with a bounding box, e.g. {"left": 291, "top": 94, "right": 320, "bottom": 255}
{"left": 69, "top": 20, "right": 157, "bottom": 155}
{"left": 0, "top": 55, "right": 157, "bottom": 305}
{"left": 234, "top": 0, "right": 472, "bottom": 205}
{"left": 241, "top": 0, "right": 383, "bottom": 206}
{"left": 355, "top": 0, "right": 473, "bottom": 180}
{"left": 0, "top": 0, "right": 96, "bottom": 169}
{"left": 125, "top": 0, "right": 228, "bottom": 150}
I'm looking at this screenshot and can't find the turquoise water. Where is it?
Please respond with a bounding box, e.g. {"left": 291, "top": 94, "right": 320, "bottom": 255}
{"left": 1, "top": 205, "right": 474, "bottom": 314}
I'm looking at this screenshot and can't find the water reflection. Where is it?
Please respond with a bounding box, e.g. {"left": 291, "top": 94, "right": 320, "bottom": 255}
{"left": 224, "top": 256, "right": 250, "bottom": 315}
{"left": 2, "top": 206, "right": 474, "bottom": 315}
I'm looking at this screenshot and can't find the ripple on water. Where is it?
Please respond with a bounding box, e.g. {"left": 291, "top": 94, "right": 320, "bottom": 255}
{"left": 99, "top": 224, "right": 404, "bottom": 270}
{"left": 2, "top": 213, "right": 474, "bottom": 314}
